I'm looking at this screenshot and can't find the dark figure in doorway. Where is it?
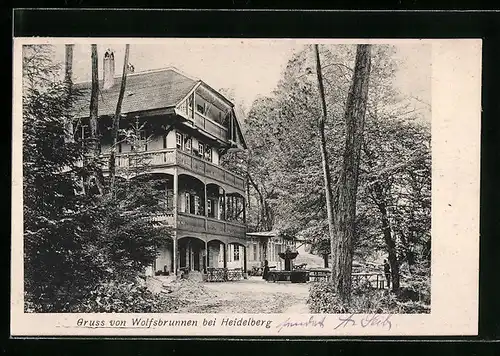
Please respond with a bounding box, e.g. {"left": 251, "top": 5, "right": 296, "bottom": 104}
{"left": 262, "top": 260, "right": 270, "bottom": 281}
{"left": 383, "top": 259, "right": 391, "bottom": 289}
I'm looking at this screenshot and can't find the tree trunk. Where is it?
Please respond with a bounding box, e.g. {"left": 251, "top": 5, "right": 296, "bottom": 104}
{"left": 64, "top": 44, "right": 74, "bottom": 141}
{"left": 313, "top": 44, "right": 337, "bottom": 283}
{"left": 87, "top": 44, "right": 103, "bottom": 195}
{"left": 89, "top": 45, "right": 99, "bottom": 154}
{"left": 109, "top": 44, "right": 130, "bottom": 193}
{"left": 332, "top": 44, "right": 372, "bottom": 303}
{"left": 373, "top": 182, "right": 400, "bottom": 291}
{"left": 323, "top": 254, "right": 329, "bottom": 268}
{"left": 248, "top": 172, "right": 271, "bottom": 231}
{"left": 64, "top": 44, "right": 73, "bottom": 94}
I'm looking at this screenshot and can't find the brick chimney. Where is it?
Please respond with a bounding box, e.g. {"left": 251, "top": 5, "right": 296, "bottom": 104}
{"left": 103, "top": 48, "right": 115, "bottom": 90}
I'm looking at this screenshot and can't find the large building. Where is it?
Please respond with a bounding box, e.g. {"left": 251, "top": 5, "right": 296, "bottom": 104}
{"left": 73, "top": 50, "right": 248, "bottom": 278}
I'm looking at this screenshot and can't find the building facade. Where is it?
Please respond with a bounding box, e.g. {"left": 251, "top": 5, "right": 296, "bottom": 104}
{"left": 246, "top": 232, "right": 296, "bottom": 271}
{"left": 73, "top": 51, "right": 248, "bottom": 277}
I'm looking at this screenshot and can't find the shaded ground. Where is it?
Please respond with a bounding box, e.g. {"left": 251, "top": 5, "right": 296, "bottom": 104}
{"left": 165, "top": 277, "right": 310, "bottom": 313}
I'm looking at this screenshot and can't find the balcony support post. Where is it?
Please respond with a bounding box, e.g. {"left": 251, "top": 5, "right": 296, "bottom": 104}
{"left": 223, "top": 190, "right": 227, "bottom": 221}
{"left": 173, "top": 168, "right": 178, "bottom": 276}
{"left": 172, "top": 234, "right": 177, "bottom": 276}
{"left": 204, "top": 183, "right": 208, "bottom": 230}
{"left": 243, "top": 197, "right": 246, "bottom": 224}
{"left": 243, "top": 245, "right": 247, "bottom": 274}
{"left": 192, "top": 92, "right": 195, "bottom": 121}
{"left": 204, "top": 240, "right": 208, "bottom": 274}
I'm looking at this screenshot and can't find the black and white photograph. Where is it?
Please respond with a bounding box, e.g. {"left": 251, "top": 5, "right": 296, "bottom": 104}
{"left": 12, "top": 37, "right": 480, "bottom": 336}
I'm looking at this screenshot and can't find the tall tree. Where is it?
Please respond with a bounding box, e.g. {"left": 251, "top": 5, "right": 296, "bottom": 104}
{"left": 89, "top": 45, "right": 99, "bottom": 154}
{"left": 332, "top": 44, "right": 372, "bottom": 302}
{"left": 85, "top": 44, "right": 104, "bottom": 195}
{"left": 109, "top": 44, "right": 130, "bottom": 192}
{"left": 23, "top": 45, "right": 173, "bottom": 312}
{"left": 64, "top": 44, "right": 74, "bottom": 141}
{"left": 313, "top": 44, "right": 337, "bottom": 280}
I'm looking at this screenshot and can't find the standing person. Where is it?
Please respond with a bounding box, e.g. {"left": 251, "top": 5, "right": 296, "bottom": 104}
{"left": 383, "top": 259, "right": 391, "bottom": 289}
{"left": 262, "top": 260, "right": 270, "bottom": 281}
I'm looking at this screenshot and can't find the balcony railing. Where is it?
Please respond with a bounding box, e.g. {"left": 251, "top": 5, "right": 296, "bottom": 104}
{"left": 180, "top": 108, "right": 229, "bottom": 143}
{"left": 194, "top": 111, "right": 228, "bottom": 142}
{"left": 177, "top": 212, "right": 246, "bottom": 238}
{"left": 101, "top": 148, "right": 245, "bottom": 191}
{"left": 150, "top": 213, "right": 174, "bottom": 224}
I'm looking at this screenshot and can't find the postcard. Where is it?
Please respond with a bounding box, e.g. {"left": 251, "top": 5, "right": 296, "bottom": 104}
{"left": 11, "top": 37, "right": 481, "bottom": 337}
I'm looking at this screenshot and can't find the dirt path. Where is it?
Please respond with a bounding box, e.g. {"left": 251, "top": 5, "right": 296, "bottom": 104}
{"left": 170, "top": 277, "right": 310, "bottom": 313}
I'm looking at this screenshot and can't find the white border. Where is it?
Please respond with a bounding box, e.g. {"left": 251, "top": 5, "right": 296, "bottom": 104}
{"left": 11, "top": 38, "right": 481, "bottom": 337}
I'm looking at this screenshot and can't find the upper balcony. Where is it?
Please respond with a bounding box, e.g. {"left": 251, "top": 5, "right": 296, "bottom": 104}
{"left": 150, "top": 212, "right": 246, "bottom": 240}
{"left": 101, "top": 148, "right": 245, "bottom": 192}
{"left": 177, "top": 108, "right": 229, "bottom": 143}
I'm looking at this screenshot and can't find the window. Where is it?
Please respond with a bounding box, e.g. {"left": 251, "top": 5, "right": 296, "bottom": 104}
{"left": 198, "top": 143, "right": 204, "bottom": 157}
{"left": 166, "top": 189, "right": 174, "bottom": 213}
{"left": 194, "top": 196, "right": 200, "bottom": 215}
{"left": 218, "top": 245, "right": 224, "bottom": 263}
{"left": 233, "top": 245, "right": 240, "bottom": 261}
{"left": 118, "top": 143, "right": 122, "bottom": 153}
{"left": 162, "top": 135, "right": 167, "bottom": 149}
{"left": 139, "top": 130, "right": 147, "bottom": 151}
{"left": 184, "top": 136, "right": 192, "bottom": 152}
{"left": 253, "top": 243, "right": 257, "bottom": 261}
{"left": 196, "top": 104, "right": 205, "bottom": 114}
{"left": 205, "top": 146, "right": 212, "bottom": 162}
{"left": 207, "top": 199, "right": 213, "bottom": 217}
{"left": 185, "top": 193, "right": 190, "bottom": 213}
{"left": 77, "top": 124, "right": 90, "bottom": 145}
{"left": 176, "top": 132, "right": 183, "bottom": 149}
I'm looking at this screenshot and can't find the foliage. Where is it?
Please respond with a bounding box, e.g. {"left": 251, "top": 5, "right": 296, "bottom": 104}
{"left": 236, "top": 44, "right": 431, "bottom": 294}
{"left": 64, "top": 281, "right": 185, "bottom": 313}
{"left": 23, "top": 44, "right": 172, "bottom": 312}
{"left": 307, "top": 281, "right": 430, "bottom": 314}
{"left": 307, "top": 281, "right": 349, "bottom": 314}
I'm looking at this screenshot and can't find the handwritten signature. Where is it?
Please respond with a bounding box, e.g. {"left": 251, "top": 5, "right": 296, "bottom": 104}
{"left": 276, "top": 316, "right": 326, "bottom": 333}
{"left": 334, "top": 313, "right": 393, "bottom": 331}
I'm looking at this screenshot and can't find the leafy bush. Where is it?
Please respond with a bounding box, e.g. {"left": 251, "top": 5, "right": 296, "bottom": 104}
{"left": 307, "top": 281, "right": 349, "bottom": 313}
{"left": 307, "top": 281, "right": 430, "bottom": 314}
{"left": 67, "top": 281, "right": 186, "bottom": 313}
{"left": 22, "top": 45, "right": 173, "bottom": 313}
{"left": 399, "top": 263, "right": 431, "bottom": 304}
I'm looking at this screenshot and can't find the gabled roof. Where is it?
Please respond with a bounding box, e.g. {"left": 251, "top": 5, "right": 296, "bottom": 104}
{"left": 71, "top": 66, "right": 247, "bottom": 149}
{"left": 72, "top": 67, "right": 199, "bottom": 118}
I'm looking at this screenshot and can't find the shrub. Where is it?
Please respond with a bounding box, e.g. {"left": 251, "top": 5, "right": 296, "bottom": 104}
{"left": 67, "top": 281, "right": 186, "bottom": 313}
{"left": 307, "top": 281, "right": 349, "bottom": 313}
{"left": 307, "top": 280, "right": 430, "bottom": 314}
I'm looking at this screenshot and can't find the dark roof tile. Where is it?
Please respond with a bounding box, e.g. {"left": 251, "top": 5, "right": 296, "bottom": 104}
{"left": 72, "top": 68, "right": 198, "bottom": 118}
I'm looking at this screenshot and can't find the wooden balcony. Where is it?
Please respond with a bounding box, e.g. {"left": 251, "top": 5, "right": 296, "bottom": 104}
{"left": 178, "top": 108, "right": 229, "bottom": 143}
{"left": 156, "top": 212, "right": 246, "bottom": 239}
{"left": 194, "top": 111, "right": 228, "bottom": 142}
{"left": 102, "top": 148, "right": 245, "bottom": 191}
